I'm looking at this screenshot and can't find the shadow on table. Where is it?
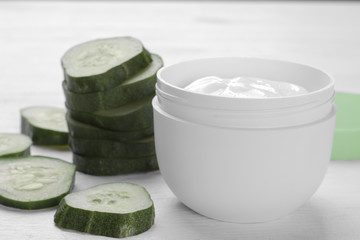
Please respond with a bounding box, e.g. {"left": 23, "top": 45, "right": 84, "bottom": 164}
{"left": 162, "top": 199, "right": 328, "bottom": 240}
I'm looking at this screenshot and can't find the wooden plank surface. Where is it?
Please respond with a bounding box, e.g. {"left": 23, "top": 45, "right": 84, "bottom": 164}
{"left": 0, "top": 1, "right": 360, "bottom": 239}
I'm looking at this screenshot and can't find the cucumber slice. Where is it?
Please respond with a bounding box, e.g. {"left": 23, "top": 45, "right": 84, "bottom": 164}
{"left": 67, "top": 93, "right": 154, "bottom": 131}
{"left": 66, "top": 113, "right": 153, "bottom": 141}
{"left": 0, "top": 134, "right": 32, "bottom": 158}
{"left": 21, "top": 106, "right": 69, "bottom": 146}
{"left": 62, "top": 37, "right": 153, "bottom": 93}
{"left": 69, "top": 136, "right": 155, "bottom": 158}
{"left": 54, "top": 182, "right": 155, "bottom": 238}
{"left": 63, "top": 54, "right": 163, "bottom": 112}
{"left": 0, "top": 156, "right": 76, "bottom": 210}
{"left": 73, "top": 153, "right": 158, "bottom": 176}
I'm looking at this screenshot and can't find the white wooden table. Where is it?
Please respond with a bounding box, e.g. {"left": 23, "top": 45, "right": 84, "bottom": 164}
{"left": 1, "top": 1, "right": 360, "bottom": 239}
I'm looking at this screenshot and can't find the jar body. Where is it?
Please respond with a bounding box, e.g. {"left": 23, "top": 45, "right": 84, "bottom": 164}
{"left": 154, "top": 98, "right": 336, "bottom": 222}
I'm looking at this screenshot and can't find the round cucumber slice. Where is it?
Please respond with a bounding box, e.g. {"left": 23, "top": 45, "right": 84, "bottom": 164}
{"left": 63, "top": 54, "right": 163, "bottom": 112}
{"left": 67, "top": 93, "right": 154, "bottom": 131}
{"left": 21, "top": 106, "right": 69, "bottom": 146}
{"left": 0, "top": 134, "right": 32, "bottom": 158}
{"left": 54, "top": 182, "right": 155, "bottom": 238}
{"left": 69, "top": 136, "right": 155, "bottom": 158}
{"left": 0, "top": 156, "right": 76, "bottom": 210}
{"left": 62, "top": 37, "right": 153, "bottom": 93}
{"left": 66, "top": 113, "right": 153, "bottom": 141}
{"left": 73, "top": 153, "right": 158, "bottom": 176}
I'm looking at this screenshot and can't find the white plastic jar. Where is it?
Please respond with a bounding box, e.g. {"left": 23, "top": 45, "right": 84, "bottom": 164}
{"left": 153, "top": 57, "right": 336, "bottom": 223}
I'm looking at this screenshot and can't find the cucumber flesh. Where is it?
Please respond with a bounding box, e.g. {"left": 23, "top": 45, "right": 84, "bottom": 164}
{"left": 54, "top": 182, "right": 155, "bottom": 238}
{"left": 67, "top": 93, "right": 154, "bottom": 131}
{"left": 21, "top": 106, "right": 69, "bottom": 146}
{"left": 65, "top": 183, "right": 152, "bottom": 213}
{"left": 0, "top": 134, "right": 32, "bottom": 158}
{"left": 66, "top": 113, "right": 153, "bottom": 141}
{"left": 62, "top": 37, "right": 153, "bottom": 93}
{"left": 63, "top": 54, "right": 163, "bottom": 112}
{"left": 0, "top": 156, "right": 76, "bottom": 209}
{"left": 73, "top": 153, "right": 158, "bottom": 176}
{"left": 69, "top": 136, "right": 155, "bottom": 158}
{"left": 63, "top": 37, "right": 145, "bottom": 78}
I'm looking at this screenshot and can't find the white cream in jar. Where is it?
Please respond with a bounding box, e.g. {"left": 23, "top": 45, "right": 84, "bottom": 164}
{"left": 184, "top": 76, "right": 308, "bottom": 98}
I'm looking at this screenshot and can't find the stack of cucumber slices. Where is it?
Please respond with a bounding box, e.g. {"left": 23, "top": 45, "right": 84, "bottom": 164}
{"left": 0, "top": 36, "right": 158, "bottom": 239}
{"left": 62, "top": 37, "right": 163, "bottom": 175}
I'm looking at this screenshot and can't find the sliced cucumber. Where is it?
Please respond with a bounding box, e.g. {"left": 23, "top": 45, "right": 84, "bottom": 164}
{"left": 66, "top": 113, "right": 153, "bottom": 141}
{"left": 73, "top": 153, "right": 158, "bottom": 176}
{"left": 69, "top": 135, "right": 155, "bottom": 158}
{"left": 54, "top": 182, "right": 155, "bottom": 238}
{"left": 63, "top": 54, "right": 163, "bottom": 112}
{"left": 21, "top": 106, "right": 69, "bottom": 146}
{"left": 62, "top": 37, "right": 153, "bottom": 93}
{"left": 0, "top": 134, "right": 32, "bottom": 158}
{"left": 0, "top": 156, "right": 76, "bottom": 210}
{"left": 67, "top": 93, "right": 154, "bottom": 131}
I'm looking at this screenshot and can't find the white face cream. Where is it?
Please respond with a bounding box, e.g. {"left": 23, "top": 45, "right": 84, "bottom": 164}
{"left": 184, "top": 76, "right": 308, "bottom": 98}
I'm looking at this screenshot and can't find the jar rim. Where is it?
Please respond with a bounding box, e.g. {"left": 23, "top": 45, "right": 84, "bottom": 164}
{"left": 157, "top": 57, "right": 335, "bottom": 111}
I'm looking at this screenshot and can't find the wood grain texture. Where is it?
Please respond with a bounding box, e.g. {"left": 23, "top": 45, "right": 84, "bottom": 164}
{"left": 0, "top": 1, "right": 360, "bottom": 240}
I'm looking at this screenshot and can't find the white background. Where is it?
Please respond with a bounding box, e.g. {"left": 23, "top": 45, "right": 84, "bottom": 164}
{"left": 0, "top": 1, "right": 360, "bottom": 239}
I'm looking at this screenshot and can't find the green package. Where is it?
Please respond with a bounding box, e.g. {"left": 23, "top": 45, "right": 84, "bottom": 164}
{"left": 332, "top": 92, "right": 360, "bottom": 160}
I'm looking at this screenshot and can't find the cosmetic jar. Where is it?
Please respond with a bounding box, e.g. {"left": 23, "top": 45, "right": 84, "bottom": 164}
{"left": 153, "top": 57, "right": 336, "bottom": 223}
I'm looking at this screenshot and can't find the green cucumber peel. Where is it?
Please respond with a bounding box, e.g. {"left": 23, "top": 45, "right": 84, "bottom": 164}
{"left": 73, "top": 153, "right": 158, "bottom": 176}
{"left": 67, "top": 93, "right": 154, "bottom": 131}
{"left": 69, "top": 136, "right": 155, "bottom": 158}
{"left": 66, "top": 113, "right": 153, "bottom": 142}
